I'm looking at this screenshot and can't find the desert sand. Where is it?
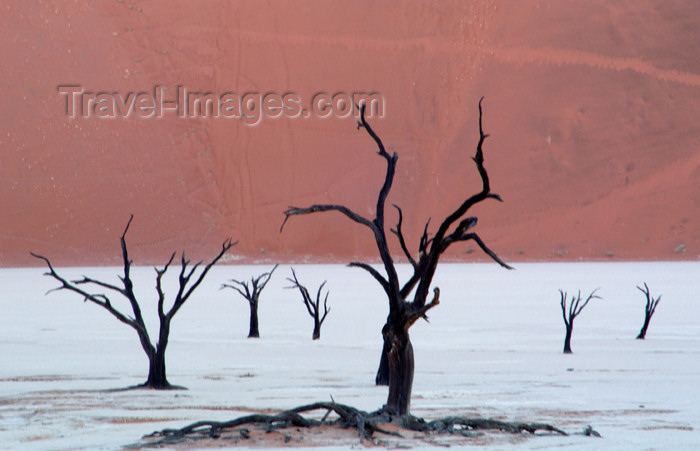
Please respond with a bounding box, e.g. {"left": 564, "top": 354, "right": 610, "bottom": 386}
{"left": 2, "top": 1, "right": 698, "bottom": 266}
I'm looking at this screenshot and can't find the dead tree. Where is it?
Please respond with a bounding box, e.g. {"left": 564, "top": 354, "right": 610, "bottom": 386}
{"left": 31, "top": 215, "right": 234, "bottom": 389}
{"left": 221, "top": 264, "right": 278, "bottom": 338}
{"left": 286, "top": 268, "right": 330, "bottom": 340}
{"left": 636, "top": 282, "right": 661, "bottom": 340}
{"left": 281, "top": 98, "right": 511, "bottom": 415}
{"left": 145, "top": 401, "right": 570, "bottom": 447}
{"left": 560, "top": 289, "right": 600, "bottom": 354}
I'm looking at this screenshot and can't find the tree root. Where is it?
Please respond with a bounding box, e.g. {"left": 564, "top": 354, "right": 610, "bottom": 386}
{"left": 141, "top": 401, "right": 576, "bottom": 447}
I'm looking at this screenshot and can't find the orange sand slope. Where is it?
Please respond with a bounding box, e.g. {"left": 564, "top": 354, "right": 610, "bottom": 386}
{"left": 2, "top": 1, "right": 698, "bottom": 266}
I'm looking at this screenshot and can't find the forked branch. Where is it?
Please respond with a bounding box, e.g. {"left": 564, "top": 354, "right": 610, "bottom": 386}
{"left": 412, "top": 97, "right": 511, "bottom": 309}
{"left": 165, "top": 238, "right": 236, "bottom": 320}
{"left": 31, "top": 251, "right": 141, "bottom": 331}
{"left": 560, "top": 288, "right": 601, "bottom": 353}
{"left": 390, "top": 205, "right": 418, "bottom": 268}
{"left": 287, "top": 268, "right": 331, "bottom": 340}
{"left": 561, "top": 289, "right": 600, "bottom": 325}
{"left": 281, "top": 204, "right": 374, "bottom": 232}
{"left": 636, "top": 282, "right": 661, "bottom": 340}
{"left": 222, "top": 264, "right": 279, "bottom": 305}
{"left": 32, "top": 216, "right": 234, "bottom": 389}
{"left": 222, "top": 264, "right": 278, "bottom": 338}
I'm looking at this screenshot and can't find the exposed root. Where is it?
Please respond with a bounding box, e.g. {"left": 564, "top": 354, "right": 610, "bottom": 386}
{"left": 140, "top": 401, "right": 572, "bottom": 447}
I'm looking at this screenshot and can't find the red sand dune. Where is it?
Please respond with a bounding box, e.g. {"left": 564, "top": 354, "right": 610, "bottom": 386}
{"left": 2, "top": 1, "right": 698, "bottom": 267}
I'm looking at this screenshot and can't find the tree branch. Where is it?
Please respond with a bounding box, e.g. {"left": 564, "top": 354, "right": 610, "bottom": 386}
{"left": 390, "top": 205, "right": 418, "bottom": 268}
{"left": 637, "top": 283, "right": 661, "bottom": 316}
{"left": 155, "top": 252, "right": 176, "bottom": 320}
{"left": 444, "top": 232, "right": 513, "bottom": 269}
{"left": 419, "top": 218, "right": 432, "bottom": 254}
{"left": 406, "top": 287, "right": 440, "bottom": 329}
{"left": 116, "top": 214, "right": 148, "bottom": 334}
{"left": 574, "top": 288, "right": 601, "bottom": 317}
{"left": 257, "top": 264, "right": 279, "bottom": 291}
{"left": 319, "top": 288, "right": 330, "bottom": 325}
{"left": 31, "top": 252, "right": 141, "bottom": 331}
{"left": 281, "top": 105, "right": 403, "bottom": 311}
{"left": 165, "top": 239, "right": 235, "bottom": 319}
{"left": 357, "top": 103, "right": 397, "bottom": 237}
{"left": 347, "top": 262, "right": 390, "bottom": 295}
{"left": 286, "top": 268, "right": 316, "bottom": 318}
{"left": 281, "top": 205, "right": 374, "bottom": 232}
{"left": 72, "top": 276, "right": 125, "bottom": 296}
{"left": 222, "top": 264, "right": 279, "bottom": 303}
{"left": 399, "top": 272, "right": 421, "bottom": 300}
{"left": 414, "top": 97, "right": 509, "bottom": 308}
{"left": 431, "top": 97, "right": 496, "bottom": 246}
{"left": 561, "top": 288, "right": 600, "bottom": 322}
{"left": 559, "top": 290, "right": 570, "bottom": 327}
{"left": 221, "top": 280, "right": 251, "bottom": 302}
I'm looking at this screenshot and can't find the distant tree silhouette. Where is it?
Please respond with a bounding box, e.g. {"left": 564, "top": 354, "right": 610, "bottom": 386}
{"left": 222, "top": 264, "right": 278, "bottom": 338}
{"left": 636, "top": 282, "right": 661, "bottom": 340}
{"left": 286, "top": 268, "right": 330, "bottom": 340}
{"left": 32, "top": 215, "right": 234, "bottom": 389}
{"left": 560, "top": 288, "right": 600, "bottom": 354}
{"left": 282, "top": 99, "right": 510, "bottom": 415}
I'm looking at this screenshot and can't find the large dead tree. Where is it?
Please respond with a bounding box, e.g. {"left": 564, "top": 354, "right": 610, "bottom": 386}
{"left": 281, "top": 99, "right": 511, "bottom": 415}
{"left": 560, "top": 289, "right": 600, "bottom": 354}
{"left": 636, "top": 282, "right": 661, "bottom": 340}
{"left": 222, "top": 264, "right": 278, "bottom": 338}
{"left": 286, "top": 268, "right": 330, "bottom": 340}
{"left": 32, "top": 216, "right": 234, "bottom": 389}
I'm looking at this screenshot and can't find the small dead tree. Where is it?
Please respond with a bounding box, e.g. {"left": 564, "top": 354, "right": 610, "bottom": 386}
{"left": 286, "top": 268, "right": 330, "bottom": 340}
{"left": 221, "top": 264, "right": 278, "bottom": 338}
{"left": 560, "top": 289, "right": 600, "bottom": 354}
{"left": 636, "top": 282, "right": 661, "bottom": 340}
{"left": 282, "top": 99, "right": 511, "bottom": 415}
{"left": 31, "top": 215, "right": 234, "bottom": 389}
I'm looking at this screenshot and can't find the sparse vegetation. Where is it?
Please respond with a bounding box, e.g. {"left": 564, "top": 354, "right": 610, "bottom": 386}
{"left": 286, "top": 268, "right": 330, "bottom": 340}
{"left": 222, "top": 264, "right": 278, "bottom": 338}
{"left": 636, "top": 282, "right": 661, "bottom": 340}
{"left": 32, "top": 215, "right": 233, "bottom": 389}
{"left": 560, "top": 288, "right": 601, "bottom": 354}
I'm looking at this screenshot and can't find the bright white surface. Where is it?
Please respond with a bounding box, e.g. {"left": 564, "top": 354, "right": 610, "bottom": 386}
{"left": 1, "top": 262, "right": 698, "bottom": 449}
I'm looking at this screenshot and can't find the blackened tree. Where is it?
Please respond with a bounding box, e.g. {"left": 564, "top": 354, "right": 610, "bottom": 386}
{"left": 31, "top": 215, "right": 234, "bottom": 389}
{"left": 560, "top": 288, "right": 600, "bottom": 354}
{"left": 221, "top": 264, "right": 278, "bottom": 338}
{"left": 636, "top": 282, "right": 661, "bottom": 340}
{"left": 281, "top": 99, "right": 511, "bottom": 415}
{"left": 286, "top": 268, "right": 330, "bottom": 340}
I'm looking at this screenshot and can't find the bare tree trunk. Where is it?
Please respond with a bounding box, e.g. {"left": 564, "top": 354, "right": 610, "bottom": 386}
{"left": 312, "top": 319, "right": 321, "bottom": 340}
{"left": 636, "top": 317, "right": 651, "bottom": 340}
{"left": 375, "top": 346, "right": 390, "bottom": 386}
{"left": 383, "top": 324, "right": 414, "bottom": 415}
{"left": 563, "top": 325, "right": 573, "bottom": 354}
{"left": 248, "top": 301, "right": 260, "bottom": 338}
{"left": 145, "top": 348, "right": 170, "bottom": 389}
{"left": 143, "top": 318, "right": 172, "bottom": 388}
